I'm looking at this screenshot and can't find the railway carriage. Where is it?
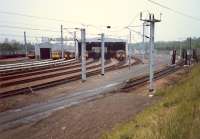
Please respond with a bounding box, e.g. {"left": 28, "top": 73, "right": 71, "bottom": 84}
{"left": 52, "top": 51, "right": 60, "bottom": 60}
{"left": 64, "top": 51, "right": 75, "bottom": 60}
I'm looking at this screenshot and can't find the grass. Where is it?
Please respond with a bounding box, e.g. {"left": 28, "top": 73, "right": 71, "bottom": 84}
{"left": 102, "top": 65, "right": 200, "bottom": 139}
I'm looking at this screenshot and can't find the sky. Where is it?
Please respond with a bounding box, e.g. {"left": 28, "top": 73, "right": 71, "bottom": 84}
{"left": 0, "top": 0, "right": 200, "bottom": 43}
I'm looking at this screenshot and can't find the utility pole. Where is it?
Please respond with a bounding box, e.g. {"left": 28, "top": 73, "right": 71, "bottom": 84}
{"left": 61, "top": 25, "right": 64, "bottom": 59}
{"left": 81, "top": 28, "right": 86, "bottom": 81}
{"left": 24, "top": 31, "right": 28, "bottom": 57}
{"left": 140, "top": 12, "right": 161, "bottom": 93}
{"left": 74, "top": 31, "right": 79, "bottom": 60}
{"left": 101, "top": 33, "right": 105, "bottom": 75}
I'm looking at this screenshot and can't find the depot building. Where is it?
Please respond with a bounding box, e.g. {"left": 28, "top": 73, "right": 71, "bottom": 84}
{"left": 34, "top": 37, "right": 75, "bottom": 59}
{"left": 78, "top": 38, "right": 127, "bottom": 59}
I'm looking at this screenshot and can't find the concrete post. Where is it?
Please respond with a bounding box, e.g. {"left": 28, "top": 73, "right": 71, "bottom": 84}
{"left": 142, "top": 22, "right": 145, "bottom": 63}
{"left": 128, "top": 30, "right": 132, "bottom": 70}
{"left": 81, "top": 28, "right": 86, "bottom": 81}
{"left": 101, "top": 33, "right": 105, "bottom": 75}
{"left": 74, "top": 31, "right": 79, "bottom": 60}
{"left": 24, "top": 31, "right": 28, "bottom": 57}
{"left": 61, "top": 25, "right": 64, "bottom": 59}
{"left": 149, "top": 19, "right": 155, "bottom": 92}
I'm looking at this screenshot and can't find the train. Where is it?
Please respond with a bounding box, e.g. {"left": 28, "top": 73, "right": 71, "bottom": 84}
{"left": 51, "top": 51, "right": 93, "bottom": 60}
{"left": 51, "top": 52, "right": 59, "bottom": 60}
{"left": 82, "top": 49, "right": 126, "bottom": 61}
{"left": 27, "top": 52, "right": 35, "bottom": 59}
{"left": 29, "top": 50, "right": 126, "bottom": 61}
{"left": 78, "top": 40, "right": 127, "bottom": 61}
{"left": 115, "top": 50, "right": 126, "bottom": 61}
{"left": 51, "top": 51, "right": 76, "bottom": 60}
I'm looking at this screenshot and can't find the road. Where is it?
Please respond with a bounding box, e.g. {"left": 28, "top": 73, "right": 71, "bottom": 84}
{"left": 0, "top": 54, "right": 170, "bottom": 132}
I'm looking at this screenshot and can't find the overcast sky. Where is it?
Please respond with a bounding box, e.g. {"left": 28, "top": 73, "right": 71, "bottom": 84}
{"left": 0, "top": 0, "right": 200, "bottom": 43}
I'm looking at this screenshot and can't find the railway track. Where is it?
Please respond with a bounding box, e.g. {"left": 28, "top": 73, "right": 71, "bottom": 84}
{"left": 121, "top": 60, "right": 185, "bottom": 92}
{"left": 0, "top": 59, "right": 114, "bottom": 97}
{"left": 0, "top": 59, "right": 77, "bottom": 75}
{"left": 0, "top": 59, "right": 54, "bottom": 69}
{"left": 0, "top": 59, "right": 65, "bottom": 70}
{"left": 0, "top": 61, "right": 104, "bottom": 87}
{"left": 0, "top": 58, "right": 139, "bottom": 99}
{"left": 0, "top": 59, "right": 94, "bottom": 81}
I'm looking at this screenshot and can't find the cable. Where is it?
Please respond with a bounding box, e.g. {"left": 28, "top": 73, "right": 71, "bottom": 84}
{"left": 0, "top": 20, "right": 62, "bottom": 30}
{"left": 1, "top": 34, "right": 38, "bottom": 39}
{"left": 128, "top": 29, "right": 150, "bottom": 39}
{"left": 147, "top": 0, "right": 200, "bottom": 21}
{"left": 0, "top": 25, "right": 59, "bottom": 32}
{"left": 127, "top": 13, "right": 141, "bottom": 26}
{"left": 0, "top": 10, "right": 125, "bottom": 32}
{"left": 0, "top": 10, "right": 83, "bottom": 24}
{"left": 0, "top": 33, "right": 60, "bottom": 40}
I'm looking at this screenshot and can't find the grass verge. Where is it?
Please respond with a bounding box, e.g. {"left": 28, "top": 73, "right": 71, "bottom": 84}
{"left": 102, "top": 65, "right": 200, "bottom": 139}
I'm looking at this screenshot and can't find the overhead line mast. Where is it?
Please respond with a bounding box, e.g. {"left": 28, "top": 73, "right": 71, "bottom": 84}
{"left": 140, "top": 12, "right": 161, "bottom": 94}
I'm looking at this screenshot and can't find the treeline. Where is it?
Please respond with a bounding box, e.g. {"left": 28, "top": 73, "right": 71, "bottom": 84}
{"left": 132, "top": 37, "right": 200, "bottom": 50}
{"left": 156, "top": 37, "right": 200, "bottom": 50}
{"left": 0, "top": 42, "right": 34, "bottom": 56}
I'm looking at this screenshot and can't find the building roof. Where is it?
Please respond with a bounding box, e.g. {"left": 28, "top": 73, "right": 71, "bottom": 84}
{"left": 79, "top": 37, "right": 126, "bottom": 43}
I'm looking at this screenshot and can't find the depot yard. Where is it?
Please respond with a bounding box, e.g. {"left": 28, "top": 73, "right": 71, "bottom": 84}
{"left": 0, "top": 56, "right": 189, "bottom": 139}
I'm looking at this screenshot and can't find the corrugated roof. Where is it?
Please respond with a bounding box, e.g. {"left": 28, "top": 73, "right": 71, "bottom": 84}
{"left": 79, "top": 37, "right": 126, "bottom": 43}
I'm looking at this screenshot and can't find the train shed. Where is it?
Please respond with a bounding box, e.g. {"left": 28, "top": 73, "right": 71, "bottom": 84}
{"left": 35, "top": 42, "right": 54, "bottom": 59}
{"left": 78, "top": 38, "right": 127, "bottom": 59}
{"left": 35, "top": 41, "right": 75, "bottom": 60}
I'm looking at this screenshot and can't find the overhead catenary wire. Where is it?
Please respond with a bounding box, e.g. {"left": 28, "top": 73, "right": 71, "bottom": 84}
{"left": 127, "top": 10, "right": 151, "bottom": 27}
{"left": 147, "top": 0, "right": 200, "bottom": 22}
{"left": 0, "top": 33, "right": 56, "bottom": 39}
{"left": 0, "top": 25, "right": 59, "bottom": 33}
{"left": 0, "top": 10, "right": 148, "bottom": 43}
{"left": 0, "top": 20, "right": 64, "bottom": 31}
{"left": 127, "top": 13, "right": 141, "bottom": 26}
{"left": 0, "top": 10, "right": 83, "bottom": 24}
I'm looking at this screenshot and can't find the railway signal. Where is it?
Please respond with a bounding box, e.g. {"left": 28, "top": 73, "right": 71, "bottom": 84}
{"left": 140, "top": 12, "right": 161, "bottom": 94}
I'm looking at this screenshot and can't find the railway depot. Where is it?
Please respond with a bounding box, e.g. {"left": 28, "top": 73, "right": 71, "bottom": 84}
{"left": 0, "top": 0, "right": 199, "bottom": 138}
{"left": 0, "top": 24, "right": 198, "bottom": 139}
{"left": 33, "top": 37, "right": 127, "bottom": 60}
